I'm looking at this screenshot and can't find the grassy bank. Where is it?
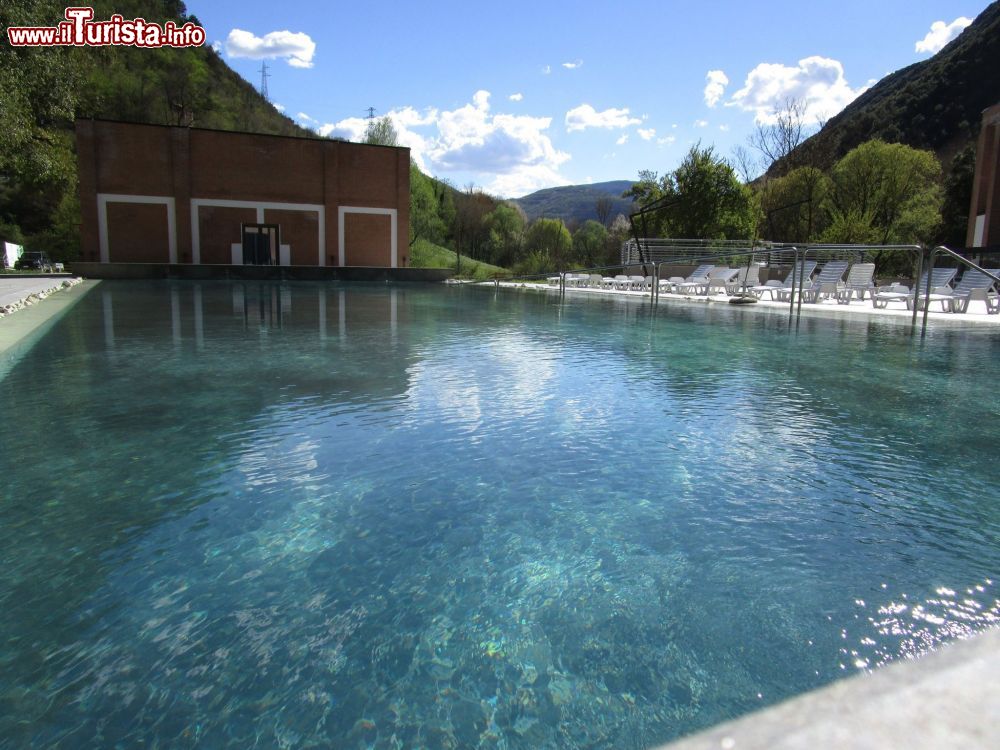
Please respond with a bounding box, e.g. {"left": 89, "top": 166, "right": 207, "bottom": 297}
{"left": 410, "top": 239, "right": 507, "bottom": 281}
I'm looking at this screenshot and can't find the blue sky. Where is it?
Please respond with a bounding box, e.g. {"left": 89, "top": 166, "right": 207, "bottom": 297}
{"left": 189, "top": 0, "right": 989, "bottom": 197}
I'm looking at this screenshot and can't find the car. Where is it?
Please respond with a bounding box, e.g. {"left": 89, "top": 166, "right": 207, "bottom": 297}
{"left": 14, "top": 251, "right": 54, "bottom": 272}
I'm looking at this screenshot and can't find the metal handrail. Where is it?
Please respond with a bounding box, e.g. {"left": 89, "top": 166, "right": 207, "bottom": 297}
{"left": 651, "top": 248, "right": 763, "bottom": 298}
{"left": 920, "top": 246, "right": 1000, "bottom": 333}
{"left": 650, "top": 246, "right": 812, "bottom": 318}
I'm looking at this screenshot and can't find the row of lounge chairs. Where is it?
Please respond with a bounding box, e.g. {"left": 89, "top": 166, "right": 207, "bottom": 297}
{"left": 547, "top": 262, "right": 999, "bottom": 314}
{"left": 871, "top": 266, "right": 1000, "bottom": 313}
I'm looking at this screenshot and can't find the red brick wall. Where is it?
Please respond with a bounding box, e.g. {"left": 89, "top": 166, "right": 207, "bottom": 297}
{"left": 107, "top": 203, "right": 170, "bottom": 262}
{"left": 344, "top": 213, "right": 392, "bottom": 266}
{"left": 263, "top": 209, "right": 320, "bottom": 266}
{"left": 198, "top": 206, "right": 255, "bottom": 264}
{"left": 77, "top": 120, "right": 409, "bottom": 267}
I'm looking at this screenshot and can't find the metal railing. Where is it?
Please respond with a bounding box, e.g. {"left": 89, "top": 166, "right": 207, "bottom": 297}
{"left": 920, "top": 246, "right": 1000, "bottom": 333}
{"left": 493, "top": 263, "right": 657, "bottom": 296}
{"left": 485, "top": 243, "right": 999, "bottom": 334}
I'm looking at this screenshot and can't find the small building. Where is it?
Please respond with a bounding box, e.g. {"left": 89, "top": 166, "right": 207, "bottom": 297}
{"left": 967, "top": 103, "right": 1000, "bottom": 248}
{"left": 76, "top": 120, "right": 410, "bottom": 268}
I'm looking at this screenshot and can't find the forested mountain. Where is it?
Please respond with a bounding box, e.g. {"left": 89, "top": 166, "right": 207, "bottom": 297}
{"left": 772, "top": 1, "right": 1000, "bottom": 177}
{"left": 1, "top": 0, "right": 310, "bottom": 257}
{"left": 513, "top": 181, "right": 635, "bottom": 224}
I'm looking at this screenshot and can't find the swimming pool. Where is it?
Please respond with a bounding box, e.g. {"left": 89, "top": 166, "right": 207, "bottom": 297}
{"left": 1, "top": 281, "right": 997, "bottom": 748}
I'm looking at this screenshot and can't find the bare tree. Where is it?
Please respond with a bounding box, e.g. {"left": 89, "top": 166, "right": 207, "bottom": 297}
{"left": 748, "top": 98, "right": 808, "bottom": 176}
{"left": 730, "top": 144, "right": 760, "bottom": 184}
{"left": 594, "top": 196, "right": 613, "bottom": 227}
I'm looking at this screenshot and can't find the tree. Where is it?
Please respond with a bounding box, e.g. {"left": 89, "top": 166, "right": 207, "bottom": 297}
{"left": 0, "top": 1, "right": 80, "bottom": 246}
{"left": 671, "top": 145, "right": 755, "bottom": 238}
{"left": 824, "top": 140, "right": 942, "bottom": 244}
{"left": 730, "top": 144, "right": 760, "bottom": 183}
{"left": 524, "top": 218, "right": 572, "bottom": 271}
{"left": 822, "top": 139, "right": 943, "bottom": 273}
{"left": 748, "top": 98, "right": 810, "bottom": 176}
{"left": 758, "top": 166, "right": 832, "bottom": 242}
{"left": 626, "top": 146, "right": 756, "bottom": 240}
{"left": 483, "top": 203, "right": 525, "bottom": 267}
{"left": 607, "top": 214, "right": 632, "bottom": 264}
{"left": 572, "top": 220, "right": 609, "bottom": 267}
{"left": 938, "top": 144, "right": 976, "bottom": 247}
{"left": 594, "top": 196, "right": 614, "bottom": 227}
{"left": 364, "top": 115, "right": 399, "bottom": 146}
{"left": 409, "top": 163, "right": 446, "bottom": 247}
{"left": 452, "top": 186, "right": 493, "bottom": 260}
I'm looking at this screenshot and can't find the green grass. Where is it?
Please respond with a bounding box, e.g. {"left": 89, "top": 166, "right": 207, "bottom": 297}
{"left": 409, "top": 238, "right": 507, "bottom": 281}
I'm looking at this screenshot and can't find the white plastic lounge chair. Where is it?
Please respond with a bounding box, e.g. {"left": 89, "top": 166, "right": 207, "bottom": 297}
{"left": 705, "top": 267, "right": 739, "bottom": 295}
{"left": 836, "top": 263, "right": 876, "bottom": 304}
{"left": 749, "top": 261, "right": 817, "bottom": 300}
{"left": 627, "top": 275, "right": 648, "bottom": 291}
{"left": 871, "top": 268, "right": 957, "bottom": 309}
{"left": 799, "top": 260, "right": 850, "bottom": 303}
{"left": 925, "top": 268, "right": 1000, "bottom": 313}
{"left": 674, "top": 264, "right": 716, "bottom": 294}
{"left": 658, "top": 276, "right": 685, "bottom": 291}
{"left": 610, "top": 274, "right": 630, "bottom": 290}
{"left": 726, "top": 265, "right": 761, "bottom": 295}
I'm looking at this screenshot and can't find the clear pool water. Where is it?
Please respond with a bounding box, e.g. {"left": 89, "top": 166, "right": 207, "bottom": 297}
{"left": 1, "top": 281, "right": 998, "bottom": 749}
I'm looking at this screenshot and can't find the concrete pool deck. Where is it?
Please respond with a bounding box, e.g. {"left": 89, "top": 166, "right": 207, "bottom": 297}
{"left": 489, "top": 281, "right": 1000, "bottom": 328}
{"left": 0, "top": 276, "right": 80, "bottom": 311}
{"left": 657, "top": 627, "right": 1000, "bottom": 749}
{"left": 0, "top": 277, "right": 97, "bottom": 378}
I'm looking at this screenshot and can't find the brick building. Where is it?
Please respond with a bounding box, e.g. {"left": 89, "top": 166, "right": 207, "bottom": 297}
{"left": 77, "top": 120, "right": 410, "bottom": 268}
{"left": 967, "top": 103, "right": 1000, "bottom": 248}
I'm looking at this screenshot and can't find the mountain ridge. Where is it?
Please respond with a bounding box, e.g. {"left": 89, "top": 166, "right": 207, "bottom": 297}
{"left": 512, "top": 180, "right": 636, "bottom": 225}
{"left": 772, "top": 1, "right": 1000, "bottom": 176}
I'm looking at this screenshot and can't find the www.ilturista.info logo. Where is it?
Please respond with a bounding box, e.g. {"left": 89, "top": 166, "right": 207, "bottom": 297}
{"left": 6, "top": 7, "right": 206, "bottom": 48}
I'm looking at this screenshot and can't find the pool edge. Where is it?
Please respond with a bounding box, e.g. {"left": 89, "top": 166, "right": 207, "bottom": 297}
{"left": 0, "top": 279, "right": 101, "bottom": 381}
{"left": 657, "top": 626, "right": 1000, "bottom": 749}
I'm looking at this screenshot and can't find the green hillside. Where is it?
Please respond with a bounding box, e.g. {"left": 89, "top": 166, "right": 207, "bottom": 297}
{"left": 513, "top": 180, "right": 635, "bottom": 225}
{"left": 773, "top": 1, "right": 1000, "bottom": 176}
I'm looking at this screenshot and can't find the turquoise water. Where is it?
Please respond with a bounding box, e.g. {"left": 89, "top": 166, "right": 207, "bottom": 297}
{"left": 1, "top": 281, "right": 998, "bottom": 749}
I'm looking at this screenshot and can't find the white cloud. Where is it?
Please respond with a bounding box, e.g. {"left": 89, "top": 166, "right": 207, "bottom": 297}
{"left": 211, "top": 40, "right": 222, "bottom": 53}
{"left": 273, "top": 103, "right": 285, "bottom": 113}
{"left": 616, "top": 134, "right": 629, "bottom": 145}
{"left": 565, "top": 104, "right": 642, "bottom": 132}
{"left": 637, "top": 128, "right": 656, "bottom": 141}
{"left": 657, "top": 135, "right": 676, "bottom": 146}
{"left": 562, "top": 59, "right": 583, "bottom": 70}
{"left": 225, "top": 29, "right": 316, "bottom": 69}
{"left": 915, "top": 17, "right": 972, "bottom": 54}
{"left": 704, "top": 70, "right": 729, "bottom": 107}
{"left": 694, "top": 119, "right": 708, "bottom": 128}
{"left": 297, "top": 111, "right": 317, "bottom": 124}
{"left": 541, "top": 65, "right": 551, "bottom": 75}
{"left": 509, "top": 93, "right": 523, "bottom": 102}
{"left": 729, "top": 56, "right": 869, "bottom": 124}
{"left": 719, "top": 124, "right": 730, "bottom": 131}
{"left": 313, "top": 91, "right": 569, "bottom": 197}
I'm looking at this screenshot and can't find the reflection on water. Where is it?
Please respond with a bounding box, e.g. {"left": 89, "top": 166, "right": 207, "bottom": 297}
{"left": 0, "top": 282, "right": 998, "bottom": 749}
